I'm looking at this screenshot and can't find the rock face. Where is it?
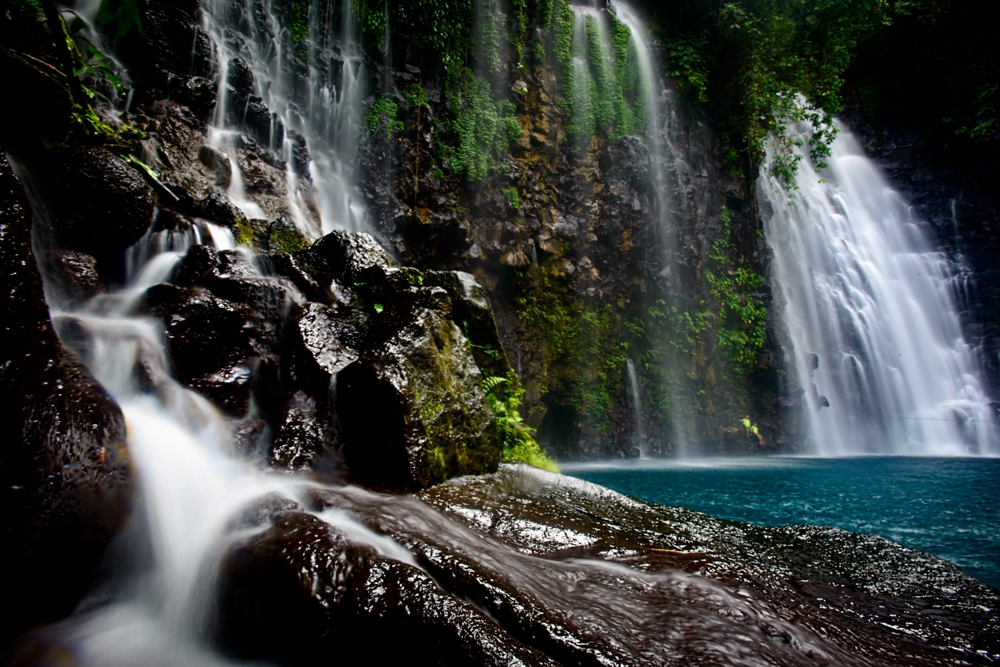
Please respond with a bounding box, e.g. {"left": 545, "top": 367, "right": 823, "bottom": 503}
{"left": 362, "top": 46, "right": 787, "bottom": 459}
{"left": 338, "top": 285, "right": 502, "bottom": 491}
{"left": 0, "top": 156, "right": 132, "bottom": 646}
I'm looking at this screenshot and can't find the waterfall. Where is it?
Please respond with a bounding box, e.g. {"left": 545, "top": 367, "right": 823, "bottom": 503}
{"left": 36, "top": 218, "right": 403, "bottom": 664}
{"left": 626, "top": 358, "right": 646, "bottom": 454}
{"left": 761, "top": 121, "right": 1000, "bottom": 455}
{"left": 200, "top": 0, "right": 368, "bottom": 237}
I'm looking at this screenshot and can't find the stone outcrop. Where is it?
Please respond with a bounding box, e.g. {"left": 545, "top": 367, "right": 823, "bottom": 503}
{"left": 0, "top": 155, "right": 132, "bottom": 646}
{"left": 338, "top": 285, "right": 502, "bottom": 490}
{"left": 21, "top": 145, "right": 155, "bottom": 259}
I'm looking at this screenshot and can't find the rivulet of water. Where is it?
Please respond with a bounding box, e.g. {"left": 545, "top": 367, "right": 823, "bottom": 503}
{"left": 760, "top": 121, "right": 1000, "bottom": 455}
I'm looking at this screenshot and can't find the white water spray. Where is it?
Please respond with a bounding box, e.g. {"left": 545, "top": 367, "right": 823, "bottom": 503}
{"left": 761, "top": 121, "right": 1000, "bottom": 455}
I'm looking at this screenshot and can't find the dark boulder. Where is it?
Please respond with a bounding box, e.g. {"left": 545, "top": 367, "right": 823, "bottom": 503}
{"left": 139, "top": 283, "right": 264, "bottom": 416}
{"left": 295, "top": 229, "right": 393, "bottom": 290}
{"left": 24, "top": 146, "right": 154, "bottom": 258}
{"left": 260, "top": 252, "right": 322, "bottom": 300}
{"left": 425, "top": 270, "right": 512, "bottom": 378}
{"left": 169, "top": 75, "right": 217, "bottom": 122}
{"left": 236, "top": 216, "right": 309, "bottom": 255}
{"left": 337, "top": 286, "right": 501, "bottom": 490}
{"left": 215, "top": 510, "right": 551, "bottom": 667}
{"left": 194, "top": 192, "right": 247, "bottom": 229}
{"left": 270, "top": 390, "right": 333, "bottom": 470}
{"left": 226, "top": 58, "right": 255, "bottom": 100}
{"left": 0, "top": 156, "right": 132, "bottom": 646}
{"left": 0, "top": 48, "right": 73, "bottom": 151}
{"left": 37, "top": 250, "right": 102, "bottom": 310}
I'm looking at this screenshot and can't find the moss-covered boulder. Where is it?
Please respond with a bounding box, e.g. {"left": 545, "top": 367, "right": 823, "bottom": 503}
{"left": 337, "top": 286, "right": 502, "bottom": 491}
{"left": 425, "top": 270, "right": 512, "bottom": 378}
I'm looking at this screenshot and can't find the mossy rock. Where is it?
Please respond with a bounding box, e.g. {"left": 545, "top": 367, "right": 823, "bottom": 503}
{"left": 336, "top": 287, "right": 501, "bottom": 490}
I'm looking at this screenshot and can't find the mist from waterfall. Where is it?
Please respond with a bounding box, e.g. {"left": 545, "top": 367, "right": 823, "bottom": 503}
{"left": 761, "top": 121, "right": 1000, "bottom": 456}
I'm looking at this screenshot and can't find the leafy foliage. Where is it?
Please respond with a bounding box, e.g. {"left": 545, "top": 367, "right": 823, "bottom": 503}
{"left": 442, "top": 66, "right": 521, "bottom": 181}
{"left": 484, "top": 374, "right": 558, "bottom": 471}
{"left": 704, "top": 208, "right": 766, "bottom": 374}
{"left": 365, "top": 97, "right": 404, "bottom": 140}
{"left": 644, "top": 0, "right": 888, "bottom": 180}
{"left": 544, "top": 0, "right": 646, "bottom": 141}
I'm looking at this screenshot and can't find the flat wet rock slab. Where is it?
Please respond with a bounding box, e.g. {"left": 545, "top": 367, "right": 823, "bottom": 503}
{"left": 353, "top": 464, "right": 998, "bottom": 666}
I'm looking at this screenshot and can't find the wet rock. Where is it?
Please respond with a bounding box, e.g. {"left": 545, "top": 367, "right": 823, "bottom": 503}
{"left": 195, "top": 192, "right": 247, "bottom": 229}
{"left": 139, "top": 283, "right": 263, "bottom": 416}
{"left": 117, "top": 0, "right": 215, "bottom": 94}
{"left": 38, "top": 250, "right": 101, "bottom": 310}
{"left": 424, "top": 270, "right": 511, "bottom": 378}
{"left": 237, "top": 216, "right": 309, "bottom": 255}
{"left": 172, "top": 243, "right": 219, "bottom": 287}
{"left": 25, "top": 145, "right": 154, "bottom": 257}
{"left": 0, "top": 156, "right": 132, "bottom": 646}
{"left": 337, "top": 287, "right": 501, "bottom": 490}
{"left": 295, "top": 230, "right": 392, "bottom": 289}
{"left": 0, "top": 48, "right": 73, "bottom": 151}
{"left": 215, "top": 511, "right": 551, "bottom": 667}
{"left": 244, "top": 98, "right": 280, "bottom": 149}
{"left": 260, "top": 252, "right": 321, "bottom": 300}
{"left": 270, "top": 390, "right": 332, "bottom": 470}
{"left": 294, "top": 303, "right": 364, "bottom": 378}
{"left": 232, "top": 419, "right": 269, "bottom": 458}
{"left": 169, "top": 75, "right": 217, "bottom": 122}
{"left": 226, "top": 58, "right": 255, "bottom": 100}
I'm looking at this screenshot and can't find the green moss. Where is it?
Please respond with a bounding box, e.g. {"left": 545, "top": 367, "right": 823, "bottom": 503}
{"left": 503, "top": 187, "right": 520, "bottom": 209}
{"left": 233, "top": 218, "right": 255, "bottom": 247}
{"left": 442, "top": 66, "right": 522, "bottom": 181}
{"left": 365, "top": 97, "right": 404, "bottom": 140}
{"left": 515, "top": 262, "right": 628, "bottom": 435}
{"left": 704, "top": 208, "right": 767, "bottom": 376}
{"left": 545, "top": 0, "right": 645, "bottom": 141}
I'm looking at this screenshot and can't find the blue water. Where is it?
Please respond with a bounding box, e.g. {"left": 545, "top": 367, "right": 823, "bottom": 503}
{"left": 563, "top": 456, "right": 1000, "bottom": 589}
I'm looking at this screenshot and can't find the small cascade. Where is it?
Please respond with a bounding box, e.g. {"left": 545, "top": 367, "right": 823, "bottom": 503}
{"left": 761, "top": 121, "right": 1000, "bottom": 455}
{"left": 200, "top": 0, "right": 369, "bottom": 237}
{"left": 626, "top": 358, "right": 646, "bottom": 454}
{"left": 40, "top": 218, "right": 401, "bottom": 665}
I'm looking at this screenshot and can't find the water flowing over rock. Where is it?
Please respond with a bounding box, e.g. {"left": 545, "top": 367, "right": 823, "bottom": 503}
{"left": 761, "top": 122, "right": 1000, "bottom": 455}
{"left": 0, "top": 156, "right": 132, "bottom": 646}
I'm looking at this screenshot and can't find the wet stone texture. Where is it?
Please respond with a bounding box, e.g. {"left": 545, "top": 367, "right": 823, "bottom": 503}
{"left": 22, "top": 145, "right": 154, "bottom": 260}
{"left": 337, "top": 285, "right": 502, "bottom": 491}
{"left": 291, "top": 464, "right": 999, "bottom": 667}
{"left": 215, "top": 510, "right": 552, "bottom": 667}
{"left": 0, "top": 155, "right": 132, "bottom": 647}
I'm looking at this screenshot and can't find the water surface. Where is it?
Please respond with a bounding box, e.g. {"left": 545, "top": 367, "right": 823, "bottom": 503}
{"left": 563, "top": 456, "right": 1000, "bottom": 589}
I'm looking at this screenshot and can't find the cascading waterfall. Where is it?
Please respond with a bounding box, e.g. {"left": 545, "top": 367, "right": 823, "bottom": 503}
{"left": 200, "top": 0, "right": 368, "bottom": 237}
{"left": 37, "top": 217, "right": 405, "bottom": 665}
{"left": 761, "top": 121, "right": 1000, "bottom": 455}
